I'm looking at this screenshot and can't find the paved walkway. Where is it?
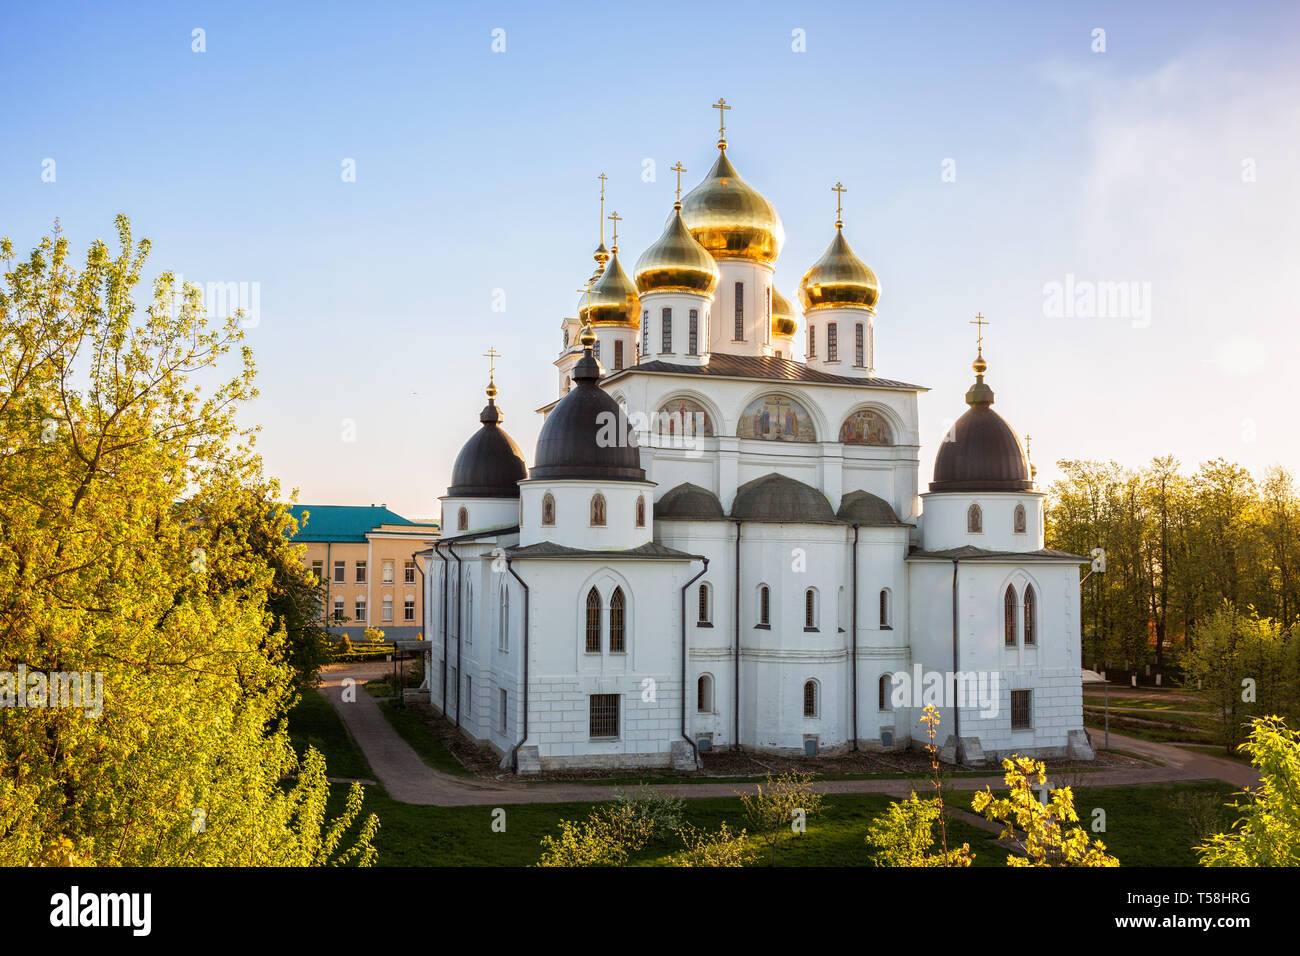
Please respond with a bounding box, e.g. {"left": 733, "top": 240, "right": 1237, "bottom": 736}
{"left": 319, "top": 664, "right": 1258, "bottom": 808}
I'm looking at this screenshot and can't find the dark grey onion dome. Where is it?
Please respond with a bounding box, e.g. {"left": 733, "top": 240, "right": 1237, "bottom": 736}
{"left": 730, "top": 473, "right": 837, "bottom": 523}
{"left": 447, "top": 385, "right": 528, "bottom": 497}
{"left": 530, "top": 335, "right": 646, "bottom": 481}
{"left": 837, "top": 490, "right": 905, "bottom": 525}
{"left": 930, "top": 353, "right": 1033, "bottom": 493}
{"left": 655, "top": 483, "right": 725, "bottom": 520}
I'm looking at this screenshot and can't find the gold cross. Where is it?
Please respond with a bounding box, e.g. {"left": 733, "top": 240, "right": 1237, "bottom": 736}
{"left": 712, "top": 97, "right": 731, "bottom": 145}
{"left": 970, "top": 312, "right": 990, "bottom": 350}
{"left": 483, "top": 347, "right": 500, "bottom": 378}
{"left": 607, "top": 210, "right": 621, "bottom": 250}
{"left": 597, "top": 172, "right": 607, "bottom": 243}
{"left": 832, "top": 181, "right": 847, "bottom": 225}
{"left": 671, "top": 162, "right": 687, "bottom": 204}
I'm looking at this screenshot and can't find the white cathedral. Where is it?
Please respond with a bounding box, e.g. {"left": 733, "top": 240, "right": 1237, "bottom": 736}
{"left": 422, "top": 103, "right": 1094, "bottom": 773}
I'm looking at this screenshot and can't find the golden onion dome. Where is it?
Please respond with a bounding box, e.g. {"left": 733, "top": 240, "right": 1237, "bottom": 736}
{"left": 634, "top": 205, "right": 720, "bottom": 296}
{"left": 679, "top": 150, "right": 784, "bottom": 265}
{"left": 798, "top": 226, "right": 879, "bottom": 312}
{"left": 771, "top": 286, "right": 798, "bottom": 338}
{"left": 577, "top": 250, "right": 640, "bottom": 327}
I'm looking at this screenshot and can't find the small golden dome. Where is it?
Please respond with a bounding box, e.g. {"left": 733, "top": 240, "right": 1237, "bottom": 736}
{"left": 798, "top": 227, "right": 879, "bottom": 312}
{"left": 635, "top": 206, "right": 720, "bottom": 296}
{"left": 577, "top": 250, "right": 640, "bottom": 327}
{"left": 771, "top": 286, "right": 798, "bottom": 338}
{"left": 972, "top": 351, "right": 988, "bottom": 376}
{"left": 679, "top": 150, "right": 784, "bottom": 265}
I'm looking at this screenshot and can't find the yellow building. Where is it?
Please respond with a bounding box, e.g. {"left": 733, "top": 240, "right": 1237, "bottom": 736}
{"left": 289, "top": 504, "right": 440, "bottom": 640}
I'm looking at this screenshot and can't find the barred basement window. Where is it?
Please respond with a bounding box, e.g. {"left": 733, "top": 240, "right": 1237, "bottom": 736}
{"left": 855, "top": 323, "right": 865, "bottom": 366}
{"left": 585, "top": 588, "right": 601, "bottom": 653}
{"left": 1004, "top": 586, "right": 1017, "bottom": 646}
{"left": 662, "top": 307, "right": 673, "bottom": 353}
{"left": 688, "top": 309, "right": 699, "bottom": 355}
{"left": 614, "top": 339, "right": 624, "bottom": 370}
{"left": 1011, "top": 689, "right": 1032, "bottom": 729}
{"left": 1014, "top": 503, "right": 1027, "bottom": 534}
{"left": 734, "top": 281, "right": 744, "bottom": 339}
{"left": 609, "top": 587, "right": 626, "bottom": 652}
{"left": 803, "top": 680, "right": 818, "bottom": 717}
{"left": 590, "top": 693, "right": 620, "bottom": 738}
{"left": 1023, "top": 585, "right": 1036, "bottom": 645}
{"left": 827, "top": 323, "right": 838, "bottom": 361}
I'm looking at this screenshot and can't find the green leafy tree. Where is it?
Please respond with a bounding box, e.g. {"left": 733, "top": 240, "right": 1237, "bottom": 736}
{"left": 740, "top": 769, "right": 825, "bottom": 866}
{"left": 1198, "top": 716, "right": 1300, "bottom": 866}
{"left": 972, "top": 757, "right": 1119, "bottom": 867}
{"left": 0, "top": 218, "right": 376, "bottom": 865}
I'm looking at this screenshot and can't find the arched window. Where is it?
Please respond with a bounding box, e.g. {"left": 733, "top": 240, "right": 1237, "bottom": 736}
{"left": 1004, "top": 585, "right": 1017, "bottom": 646}
{"left": 585, "top": 588, "right": 601, "bottom": 653}
{"left": 879, "top": 673, "right": 893, "bottom": 711}
{"left": 457, "top": 507, "right": 468, "bottom": 531}
{"left": 967, "top": 503, "right": 982, "bottom": 534}
{"left": 803, "top": 680, "right": 818, "bottom": 718}
{"left": 541, "top": 492, "right": 556, "bottom": 527}
{"left": 1014, "top": 503, "right": 1027, "bottom": 534}
{"left": 635, "top": 495, "right": 646, "bottom": 528}
{"left": 804, "top": 588, "right": 818, "bottom": 630}
{"left": 609, "top": 587, "right": 626, "bottom": 653}
{"left": 697, "top": 583, "right": 710, "bottom": 624}
{"left": 879, "top": 588, "right": 892, "bottom": 628}
{"left": 590, "top": 493, "right": 606, "bottom": 527}
{"left": 563, "top": 327, "right": 570, "bottom": 348}
{"left": 697, "top": 674, "right": 714, "bottom": 713}
{"left": 758, "top": 585, "right": 771, "bottom": 626}
{"left": 1023, "top": 585, "right": 1036, "bottom": 645}
{"left": 563, "top": 375, "right": 570, "bottom": 392}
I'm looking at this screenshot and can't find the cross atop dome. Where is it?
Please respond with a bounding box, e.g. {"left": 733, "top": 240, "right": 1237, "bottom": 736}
{"left": 712, "top": 97, "right": 731, "bottom": 150}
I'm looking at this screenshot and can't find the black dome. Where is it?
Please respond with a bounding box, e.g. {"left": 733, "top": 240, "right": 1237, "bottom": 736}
{"left": 531, "top": 347, "right": 645, "bottom": 481}
{"left": 448, "top": 396, "right": 528, "bottom": 498}
{"left": 730, "top": 473, "right": 837, "bottom": 523}
{"left": 930, "top": 361, "right": 1032, "bottom": 493}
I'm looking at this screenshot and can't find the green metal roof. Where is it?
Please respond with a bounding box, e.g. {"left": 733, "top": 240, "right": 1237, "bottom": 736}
{"left": 288, "top": 504, "right": 417, "bottom": 543}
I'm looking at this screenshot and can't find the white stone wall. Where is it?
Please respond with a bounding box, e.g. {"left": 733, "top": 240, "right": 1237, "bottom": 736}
{"left": 919, "top": 491, "right": 1046, "bottom": 552}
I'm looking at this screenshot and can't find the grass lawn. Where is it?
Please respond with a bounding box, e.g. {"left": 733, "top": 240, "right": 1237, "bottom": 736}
{"left": 285, "top": 687, "right": 375, "bottom": 781}
{"left": 376, "top": 700, "right": 472, "bottom": 776}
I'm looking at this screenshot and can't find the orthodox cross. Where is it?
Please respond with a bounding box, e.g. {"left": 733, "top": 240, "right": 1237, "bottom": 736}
{"left": 832, "top": 181, "right": 847, "bottom": 227}
{"left": 483, "top": 347, "right": 500, "bottom": 379}
{"left": 712, "top": 97, "right": 731, "bottom": 146}
{"left": 671, "top": 162, "right": 687, "bottom": 204}
{"left": 607, "top": 210, "right": 622, "bottom": 251}
{"left": 597, "top": 172, "right": 608, "bottom": 243}
{"left": 970, "top": 313, "right": 989, "bottom": 352}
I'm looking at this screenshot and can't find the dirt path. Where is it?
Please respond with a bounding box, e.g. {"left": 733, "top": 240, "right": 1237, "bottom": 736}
{"left": 320, "top": 665, "right": 1257, "bottom": 807}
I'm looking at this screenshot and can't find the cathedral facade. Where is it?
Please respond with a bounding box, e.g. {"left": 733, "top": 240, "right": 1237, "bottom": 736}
{"left": 422, "top": 105, "right": 1094, "bottom": 772}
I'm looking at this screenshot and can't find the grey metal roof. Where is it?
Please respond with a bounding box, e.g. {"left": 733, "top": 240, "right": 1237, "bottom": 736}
{"left": 730, "top": 473, "right": 839, "bottom": 524}
{"left": 906, "top": 546, "right": 1089, "bottom": 562}
{"left": 655, "top": 482, "right": 726, "bottom": 520}
{"left": 506, "top": 541, "right": 700, "bottom": 560}
{"left": 837, "top": 490, "right": 910, "bottom": 527}
{"left": 602, "top": 353, "right": 926, "bottom": 391}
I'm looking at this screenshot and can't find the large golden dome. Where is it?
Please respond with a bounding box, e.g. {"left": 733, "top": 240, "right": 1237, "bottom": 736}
{"left": 798, "top": 226, "right": 879, "bottom": 312}
{"left": 634, "top": 206, "right": 720, "bottom": 296}
{"left": 679, "top": 150, "right": 784, "bottom": 265}
{"left": 578, "top": 250, "right": 640, "bottom": 327}
{"left": 771, "top": 286, "right": 798, "bottom": 338}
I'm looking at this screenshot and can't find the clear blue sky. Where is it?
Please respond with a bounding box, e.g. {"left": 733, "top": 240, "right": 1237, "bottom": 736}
{"left": 4, "top": 1, "right": 1298, "bottom": 518}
